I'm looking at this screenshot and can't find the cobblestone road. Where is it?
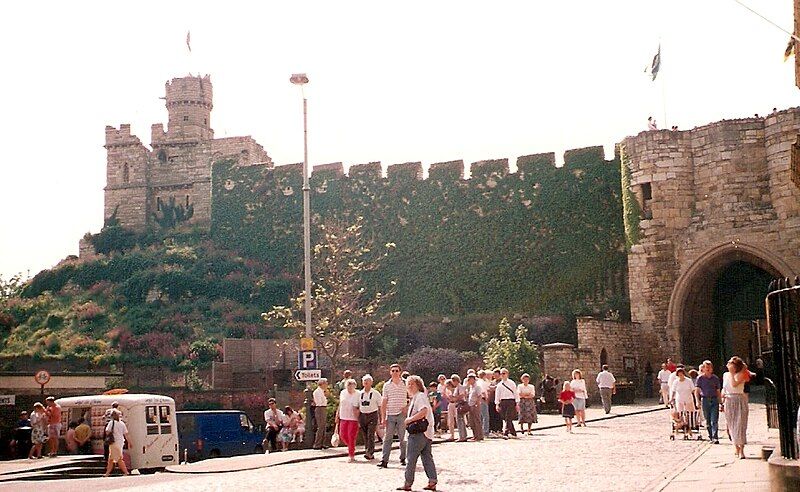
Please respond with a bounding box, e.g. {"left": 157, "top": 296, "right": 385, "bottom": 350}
{"left": 3, "top": 404, "right": 772, "bottom": 492}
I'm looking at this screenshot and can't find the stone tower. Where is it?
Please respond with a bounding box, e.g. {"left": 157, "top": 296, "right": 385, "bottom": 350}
{"left": 164, "top": 75, "right": 213, "bottom": 141}
{"left": 621, "top": 109, "right": 800, "bottom": 369}
{"left": 103, "top": 74, "right": 271, "bottom": 230}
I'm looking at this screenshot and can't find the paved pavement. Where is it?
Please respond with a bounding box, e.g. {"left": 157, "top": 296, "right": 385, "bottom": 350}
{"left": 0, "top": 400, "right": 782, "bottom": 491}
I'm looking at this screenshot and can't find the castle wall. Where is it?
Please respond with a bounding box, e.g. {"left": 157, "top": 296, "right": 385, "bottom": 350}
{"left": 622, "top": 108, "right": 800, "bottom": 362}
{"left": 212, "top": 146, "right": 628, "bottom": 317}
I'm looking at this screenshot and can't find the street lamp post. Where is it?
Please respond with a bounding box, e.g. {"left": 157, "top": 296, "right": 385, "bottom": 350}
{"left": 290, "top": 73, "right": 312, "bottom": 340}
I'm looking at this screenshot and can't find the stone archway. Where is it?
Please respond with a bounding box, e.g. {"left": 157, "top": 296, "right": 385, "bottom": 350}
{"left": 667, "top": 242, "right": 794, "bottom": 368}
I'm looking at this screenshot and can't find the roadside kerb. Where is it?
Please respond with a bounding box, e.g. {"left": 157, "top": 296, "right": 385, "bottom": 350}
{"left": 165, "top": 404, "right": 668, "bottom": 474}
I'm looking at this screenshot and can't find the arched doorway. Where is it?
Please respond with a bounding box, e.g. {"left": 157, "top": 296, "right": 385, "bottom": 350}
{"left": 668, "top": 243, "right": 791, "bottom": 370}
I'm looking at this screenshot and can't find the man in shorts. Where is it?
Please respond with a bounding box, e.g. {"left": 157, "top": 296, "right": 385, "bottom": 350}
{"left": 103, "top": 410, "right": 130, "bottom": 476}
{"left": 45, "top": 396, "right": 62, "bottom": 457}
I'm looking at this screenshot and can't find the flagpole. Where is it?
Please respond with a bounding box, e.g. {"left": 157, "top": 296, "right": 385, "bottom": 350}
{"left": 660, "top": 44, "right": 667, "bottom": 129}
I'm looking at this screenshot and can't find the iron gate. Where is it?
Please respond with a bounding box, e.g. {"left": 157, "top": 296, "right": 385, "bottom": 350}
{"left": 765, "top": 277, "right": 800, "bottom": 460}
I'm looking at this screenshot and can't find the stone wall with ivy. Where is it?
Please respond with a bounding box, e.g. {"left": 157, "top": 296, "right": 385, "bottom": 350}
{"left": 211, "top": 147, "right": 628, "bottom": 317}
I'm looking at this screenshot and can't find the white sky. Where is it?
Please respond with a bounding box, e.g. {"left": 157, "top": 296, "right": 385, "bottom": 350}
{"left": 1, "top": 0, "right": 797, "bottom": 280}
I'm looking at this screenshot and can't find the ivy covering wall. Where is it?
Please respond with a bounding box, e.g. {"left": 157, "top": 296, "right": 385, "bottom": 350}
{"left": 619, "top": 145, "right": 641, "bottom": 249}
{"left": 212, "top": 149, "right": 627, "bottom": 317}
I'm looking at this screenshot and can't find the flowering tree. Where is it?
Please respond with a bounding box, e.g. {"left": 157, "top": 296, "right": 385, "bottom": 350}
{"left": 263, "top": 217, "right": 398, "bottom": 374}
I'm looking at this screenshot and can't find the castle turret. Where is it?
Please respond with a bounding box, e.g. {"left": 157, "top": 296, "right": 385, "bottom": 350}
{"left": 164, "top": 75, "right": 213, "bottom": 141}
{"left": 104, "top": 124, "right": 150, "bottom": 228}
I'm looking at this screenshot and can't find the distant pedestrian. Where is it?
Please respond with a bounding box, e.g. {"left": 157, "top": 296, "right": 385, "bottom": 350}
{"left": 359, "top": 374, "right": 382, "bottom": 460}
{"left": 427, "top": 382, "right": 442, "bottom": 438}
{"left": 487, "top": 370, "right": 503, "bottom": 437}
{"left": 666, "top": 358, "right": 677, "bottom": 373}
{"left": 465, "top": 374, "right": 484, "bottom": 441}
{"left": 450, "top": 375, "right": 468, "bottom": 442}
{"left": 669, "top": 367, "right": 696, "bottom": 439}
{"left": 477, "top": 370, "right": 490, "bottom": 437}
{"left": 495, "top": 368, "right": 519, "bottom": 438}
{"left": 644, "top": 361, "right": 654, "bottom": 398}
{"left": 647, "top": 116, "right": 658, "bottom": 130}
{"left": 723, "top": 356, "right": 749, "bottom": 459}
{"left": 571, "top": 369, "right": 587, "bottom": 427}
{"left": 559, "top": 381, "right": 576, "bottom": 433}
{"left": 657, "top": 363, "right": 671, "bottom": 406}
{"left": 443, "top": 379, "right": 456, "bottom": 441}
{"left": 336, "top": 379, "right": 361, "bottom": 462}
{"left": 103, "top": 401, "right": 121, "bottom": 460}
{"left": 45, "top": 396, "right": 62, "bottom": 457}
{"left": 518, "top": 373, "right": 537, "bottom": 435}
{"left": 75, "top": 418, "right": 92, "bottom": 453}
{"left": 263, "top": 398, "right": 285, "bottom": 453}
{"left": 696, "top": 360, "right": 721, "bottom": 444}
{"left": 28, "top": 402, "right": 48, "bottom": 459}
{"left": 377, "top": 364, "right": 408, "bottom": 468}
{"left": 103, "top": 410, "right": 130, "bottom": 477}
{"left": 397, "top": 375, "right": 437, "bottom": 491}
{"left": 278, "top": 407, "right": 298, "bottom": 452}
{"left": 336, "top": 370, "right": 353, "bottom": 394}
{"left": 65, "top": 421, "right": 79, "bottom": 454}
{"left": 596, "top": 365, "right": 616, "bottom": 414}
{"left": 312, "top": 378, "right": 329, "bottom": 450}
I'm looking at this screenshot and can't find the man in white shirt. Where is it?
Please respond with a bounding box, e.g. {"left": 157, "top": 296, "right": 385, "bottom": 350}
{"left": 656, "top": 363, "right": 671, "bottom": 407}
{"left": 263, "top": 398, "right": 285, "bottom": 453}
{"left": 377, "top": 363, "right": 408, "bottom": 468}
{"left": 494, "top": 368, "right": 519, "bottom": 438}
{"left": 596, "top": 365, "right": 616, "bottom": 414}
{"left": 312, "top": 378, "right": 329, "bottom": 450}
{"left": 358, "top": 374, "right": 382, "bottom": 460}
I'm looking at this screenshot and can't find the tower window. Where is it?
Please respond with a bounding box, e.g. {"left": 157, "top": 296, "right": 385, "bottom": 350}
{"left": 157, "top": 197, "right": 162, "bottom": 212}
{"left": 183, "top": 116, "right": 189, "bottom": 122}
{"left": 640, "top": 182, "right": 653, "bottom": 219}
{"left": 186, "top": 195, "right": 190, "bottom": 207}
{"left": 203, "top": 118, "right": 207, "bottom": 125}
{"left": 641, "top": 182, "right": 652, "bottom": 201}
{"left": 122, "top": 163, "right": 130, "bottom": 184}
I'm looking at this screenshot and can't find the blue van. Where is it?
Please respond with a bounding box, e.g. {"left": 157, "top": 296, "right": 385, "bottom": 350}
{"left": 176, "top": 410, "right": 264, "bottom": 461}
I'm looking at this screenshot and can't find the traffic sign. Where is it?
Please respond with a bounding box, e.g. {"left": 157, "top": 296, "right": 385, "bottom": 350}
{"left": 294, "top": 369, "right": 322, "bottom": 381}
{"left": 298, "top": 349, "right": 318, "bottom": 369}
{"left": 300, "top": 337, "right": 315, "bottom": 350}
{"left": 34, "top": 370, "right": 51, "bottom": 385}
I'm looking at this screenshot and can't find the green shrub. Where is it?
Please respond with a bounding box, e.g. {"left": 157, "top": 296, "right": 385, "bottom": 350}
{"left": 22, "top": 266, "right": 75, "bottom": 298}
{"left": 90, "top": 226, "right": 138, "bottom": 255}
{"left": 120, "top": 271, "right": 156, "bottom": 304}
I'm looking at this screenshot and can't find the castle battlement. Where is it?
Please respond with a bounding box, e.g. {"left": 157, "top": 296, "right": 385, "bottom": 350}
{"left": 266, "top": 145, "right": 613, "bottom": 185}
{"left": 104, "top": 124, "right": 143, "bottom": 148}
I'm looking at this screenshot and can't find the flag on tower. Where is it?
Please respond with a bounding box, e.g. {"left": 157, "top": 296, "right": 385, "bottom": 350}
{"left": 186, "top": 31, "right": 192, "bottom": 53}
{"left": 645, "top": 45, "right": 660, "bottom": 81}
{"left": 784, "top": 35, "right": 795, "bottom": 62}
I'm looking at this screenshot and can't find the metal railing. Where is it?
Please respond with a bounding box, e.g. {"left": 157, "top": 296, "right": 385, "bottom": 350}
{"left": 765, "top": 277, "right": 800, "bottom": 460}
{"left": 763, "top": 377, "right": 780, "bottom": 429}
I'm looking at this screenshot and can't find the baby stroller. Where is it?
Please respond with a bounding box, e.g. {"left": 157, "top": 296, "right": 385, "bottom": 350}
{"left": 669, "top": 404, "right": 703, "bottom": 441}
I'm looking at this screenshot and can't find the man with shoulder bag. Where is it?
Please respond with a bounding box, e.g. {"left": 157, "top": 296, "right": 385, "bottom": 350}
{"left": 358, "top": 374, "right": 382, "bottom": 460}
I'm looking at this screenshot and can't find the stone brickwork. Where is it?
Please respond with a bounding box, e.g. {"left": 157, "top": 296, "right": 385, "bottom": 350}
{"left": 104, "top": 75, "right": 271, "bottom": 230}
{"left": 540, "top": 317, "right": 657, "bottom": 399}
{"left": 621, "top": 108, "right": 800, "bottom": 364}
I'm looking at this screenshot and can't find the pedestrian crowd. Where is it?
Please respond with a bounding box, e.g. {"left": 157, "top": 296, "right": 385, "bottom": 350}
{"left": 657, "top": 355, "right": 752, "bottom": 458}
{"left": 284, "top": 363, "right": 620, "bottom": 491}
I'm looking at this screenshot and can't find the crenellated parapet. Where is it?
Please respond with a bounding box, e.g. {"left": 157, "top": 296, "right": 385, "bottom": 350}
{"left": 105, "top": 124, "right": 145, "bottom": 148}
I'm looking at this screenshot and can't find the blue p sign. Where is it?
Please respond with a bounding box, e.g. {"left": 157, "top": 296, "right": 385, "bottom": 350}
{"left": 298, "top": 350, "right": 318, "bottom": 369}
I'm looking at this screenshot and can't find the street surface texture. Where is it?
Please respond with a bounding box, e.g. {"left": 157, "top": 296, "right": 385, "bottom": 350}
{"left": 1, "top": 402, "right": 774, "bottom": 492}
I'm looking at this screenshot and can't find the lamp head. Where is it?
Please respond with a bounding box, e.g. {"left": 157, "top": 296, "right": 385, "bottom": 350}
{"left": 290, "top": 73, "right": 309, "bottom": 85}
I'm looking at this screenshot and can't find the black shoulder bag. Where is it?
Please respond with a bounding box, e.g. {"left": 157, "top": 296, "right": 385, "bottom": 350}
{"left": 406, "top": 396, "right": 429, "bottom": 435}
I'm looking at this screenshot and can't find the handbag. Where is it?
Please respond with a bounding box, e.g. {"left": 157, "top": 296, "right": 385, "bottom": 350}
{"left": 330, "top": 423, "right": 340, "bottom": 447}
{"left": 406, "top": 396, "right": 430, "bottom": 435}
{"left": 104, "top": 420, "right": 115, "bottom": 445}
{"left": 456, "top": 401, "right": 470, "bottom": 416}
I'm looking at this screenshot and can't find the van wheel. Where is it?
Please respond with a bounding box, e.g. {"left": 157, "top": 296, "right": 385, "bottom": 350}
{"left": 254, "top": 445, "right": 264, "bottom": 454}
{"left": 209, "top": 449, "right": 220, "bottom": 458}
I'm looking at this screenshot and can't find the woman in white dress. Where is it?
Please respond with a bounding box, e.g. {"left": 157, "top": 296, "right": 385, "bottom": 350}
{"left": 722, "top": 356, "right": 749, "bottom": 458}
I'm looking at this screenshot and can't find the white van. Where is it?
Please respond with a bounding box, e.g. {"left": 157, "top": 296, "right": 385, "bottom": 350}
{"left": 56, "top": 393, "right": 178, "bottom": 470}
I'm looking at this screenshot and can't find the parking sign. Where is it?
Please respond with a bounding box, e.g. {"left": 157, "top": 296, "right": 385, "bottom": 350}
{"left": 298, "top": 350, "right": 318, "bottom": 370}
